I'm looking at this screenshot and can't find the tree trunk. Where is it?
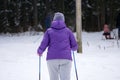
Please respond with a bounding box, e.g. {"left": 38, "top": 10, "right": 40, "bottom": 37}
{"left": 33, "top": 0, "right": 38, "bottom": 30}
{"left": 56, "top": 0, "right": 64, "bottom": 12}
{"left": 97, "top": 0, "right": 101, "bottom": 31}
{"left": 76, "top": 0, "right": 82, "bottom": 53}
{"left": 109, "top": 0, "right": 115, "bottom": 30}
{"left": 4, "top": 0, "right": 8, "bottom": 29}
{"left": 100, "top": 0, "right": 105, "bottom": 30}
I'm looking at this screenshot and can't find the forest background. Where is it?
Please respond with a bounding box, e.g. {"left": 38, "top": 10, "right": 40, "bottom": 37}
{"left": 0, "top": 0, "right": 120, "bottom": 33}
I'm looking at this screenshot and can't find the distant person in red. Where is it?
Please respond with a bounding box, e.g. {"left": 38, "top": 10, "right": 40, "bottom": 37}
{"left": 103, "top": 24, "right": 113, "bottom": 39}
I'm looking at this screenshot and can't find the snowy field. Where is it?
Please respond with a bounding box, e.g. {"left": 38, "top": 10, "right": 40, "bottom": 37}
{"left": 0, "top": 30, "right": 120, "bottom": 80}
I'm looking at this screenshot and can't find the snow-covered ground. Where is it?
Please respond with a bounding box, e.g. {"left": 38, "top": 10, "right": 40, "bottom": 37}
{"left": 0, "top": 30, "right": 120, "bottom": 80}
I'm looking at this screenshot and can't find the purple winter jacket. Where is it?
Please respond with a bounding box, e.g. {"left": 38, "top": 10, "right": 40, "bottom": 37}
{"left": 37, "top": 21, "right": 78, "bottom": 60}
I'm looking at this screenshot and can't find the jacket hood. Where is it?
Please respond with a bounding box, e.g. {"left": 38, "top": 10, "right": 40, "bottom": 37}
{"left": 51, "top": 12, "right": 66, "bottom": 29}
{"left": 51, "top": 21, "right": 66, "bottom": 30}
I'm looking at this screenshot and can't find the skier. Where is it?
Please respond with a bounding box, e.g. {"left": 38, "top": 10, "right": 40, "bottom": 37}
{"left": 45, "top": 13, "right": 52, "bottom": 30}
{"left": 37, "top": 12, "right": 78, "bottom": 80}
{"left": 116, "top": 13, "right": 120, "bottom": 39}
{"left": 103, "top": 24, "right": 113, "bottom": 39}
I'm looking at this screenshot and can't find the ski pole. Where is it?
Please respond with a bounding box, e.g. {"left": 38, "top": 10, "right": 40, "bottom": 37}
{"left": 39, "top": 56, "right": 41, "bottom": 80}
{"left": 73, "top": 51, "right": 78, "bottom": 80}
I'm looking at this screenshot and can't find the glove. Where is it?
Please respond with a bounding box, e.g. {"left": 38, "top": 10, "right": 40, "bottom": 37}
{"left": 37, "top": 53, "right": 42, "bottom": 56}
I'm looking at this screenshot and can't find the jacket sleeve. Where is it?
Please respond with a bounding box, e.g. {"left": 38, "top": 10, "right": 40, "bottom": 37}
{"left": 37, "top": 30, "right": 49, "bottom": 55}
{"left": 68, "top": 29, "right": 78, "bottom": 51}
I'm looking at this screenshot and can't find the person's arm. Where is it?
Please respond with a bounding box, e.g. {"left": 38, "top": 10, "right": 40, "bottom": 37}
{"left": 37, "top": 30, "right": 49, "bottom": 56}
{"left": 68, "top": 29, "right": 78, "bottom": 51}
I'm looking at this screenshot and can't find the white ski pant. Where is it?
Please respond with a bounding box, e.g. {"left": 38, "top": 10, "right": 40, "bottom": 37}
{"left": 47, "top": 59, "right": 72, "bottom": 80}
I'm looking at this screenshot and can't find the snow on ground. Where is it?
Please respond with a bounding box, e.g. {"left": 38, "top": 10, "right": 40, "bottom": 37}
{"left": 0, "top": 30, "right": 120, "bottom": 80}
